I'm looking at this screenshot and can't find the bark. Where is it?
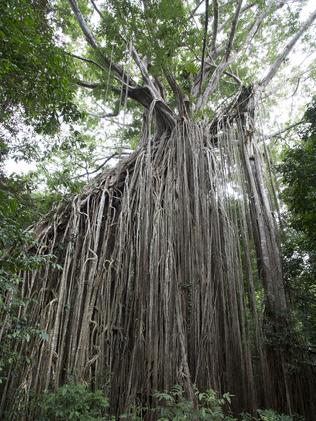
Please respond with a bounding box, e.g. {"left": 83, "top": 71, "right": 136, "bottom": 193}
{"left": 1, "top": 89, "right": 316, "bottom": 420}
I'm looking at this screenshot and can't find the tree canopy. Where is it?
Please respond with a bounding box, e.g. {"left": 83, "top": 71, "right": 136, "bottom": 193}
{"left": 0, "top": 0, "right": 81, "bottom": 138}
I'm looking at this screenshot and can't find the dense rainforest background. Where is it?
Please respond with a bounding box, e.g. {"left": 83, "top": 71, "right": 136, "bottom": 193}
{"left": 1, "top": 0, "right": 316, "bottom": 420}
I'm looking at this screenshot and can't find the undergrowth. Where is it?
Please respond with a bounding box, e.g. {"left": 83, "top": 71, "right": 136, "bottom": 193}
{"left": 31, "top": 383, "right": 294, "bottom": 421}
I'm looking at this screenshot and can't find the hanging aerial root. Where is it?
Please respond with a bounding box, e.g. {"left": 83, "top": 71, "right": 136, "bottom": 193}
{"left": 1, "top": 114, "right": 316, "bottom": 420}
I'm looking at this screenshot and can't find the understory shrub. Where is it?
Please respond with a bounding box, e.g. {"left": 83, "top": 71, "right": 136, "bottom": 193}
{"left": 35, "top": 383, "right": 112, "bottom": 421}
{"left": 33, "top": 383, "right": 295, "bottom": 421}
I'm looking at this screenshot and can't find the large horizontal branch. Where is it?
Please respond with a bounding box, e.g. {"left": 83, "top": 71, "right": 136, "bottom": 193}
{"left": 76, "top": 77, "right": 175, "bottom": 128}
{"left": 260, "top": 8, "right": 316, "bottom": 88}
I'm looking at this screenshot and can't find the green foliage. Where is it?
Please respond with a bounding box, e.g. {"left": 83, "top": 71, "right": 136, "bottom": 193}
{"left": 280, "top": 98, "right": 316, "bottom": 343}
{"left": 27, "top": 126, "right": 119, "bottom": 199}
{"left": 97, "top": 0, "right": 190, "bottom": 71}
{"left": 34, "top": 384, "right": 294, "bottom": 421}
{"left": 0, "top": 0, "right": 81, "bottom": 155}
{"left": 0, "top": 176, "right": 52, "bottom": 384}
{"left": 0, "top": 0, "right": 310, "bottom": 166}
{"left": 35, "top": 383, "right": 111, "bottom": 421}
{"left": 257, "top": 409, "right": 293, "bottom": 421}
{"left": 120, "top": 385, "right": 293, "bottom": 421}
{"left": 153, "top": 385, "right": 235, "bottom": 421}
{"left": 282, "top": 227, "right": 316, "bottom": 344}
{"left": 281, "top": 138, "right": 316, "bottom": 245}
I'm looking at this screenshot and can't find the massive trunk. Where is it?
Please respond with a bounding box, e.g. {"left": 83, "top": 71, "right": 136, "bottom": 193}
{"left": 1, "top": 90, "right": 316, "bottom": 419}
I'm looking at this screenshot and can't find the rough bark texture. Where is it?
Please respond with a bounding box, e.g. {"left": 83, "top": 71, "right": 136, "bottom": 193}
{"left": 1, "top": 90, "right": 316, "bottom": 420}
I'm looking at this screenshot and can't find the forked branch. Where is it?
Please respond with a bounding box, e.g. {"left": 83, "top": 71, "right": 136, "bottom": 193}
{"left": 194, "top": 0, "right": 243, "bottom": 107}
{"left": 68, "top": 0, "right": 176, "bottom": 126}
{"left": 195, "top": 1, "right": 314, "bottom": 110}
{"left": 68, "top": 0, "right": 126, "bottom": 82}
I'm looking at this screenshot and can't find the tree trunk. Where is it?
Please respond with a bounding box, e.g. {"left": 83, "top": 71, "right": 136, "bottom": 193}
{"left": 1, "top": 90, "right": 316, "bottom": 420}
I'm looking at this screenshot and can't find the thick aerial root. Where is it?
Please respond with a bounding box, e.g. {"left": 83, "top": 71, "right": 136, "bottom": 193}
{"left": 1, "top": 117, "right": 315, "bottom": 420}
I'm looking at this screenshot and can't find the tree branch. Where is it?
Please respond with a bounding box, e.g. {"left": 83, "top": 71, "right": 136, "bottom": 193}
{"left": 75, "top": 79, "right": 103, "bottom": 89}
{"left": 68, "top": 52, "right": 107, "bottom": 72}
{"left": 204, "top": 61, "right": 241, "bottom": 84}
{"left": 189, "top": 0, "right": 204, "bottom": 19}
{"left": 67, "top": 0, "right": 176, "bottom": 121}
{"left": 68, "top": 0, "right": 99, "bottom": 49}
{"left": 260, "top": 9, "right": 316, "bottom": 88}
{"left": 194, "top": 0, "right": 289, "bottom": 109}
{"left": 199, "top": 0, "right": 210, "bottom": 93}
{"left": 225, "top": 0, "right": 243, "bottom": 61}
{"left": 74, "top": 153, "right": 122, "bottom": 180}
{"left": 71, "top": 52, "right": 134, "bottom": 93}
{"left": 245, "top": 1, "right": 286, "bottom": 52}
{"left": 261, "top": 120, "right": 304, "bottom": 140}
{"left": 195, "top": 62, "right": 230, "bottom": 109}
{"left": 68, "top": 0, "right": 125, "bottom": 80}
{"left": 195, "top": 0, "right": 243, "bottom": 109}
{"left": 90, "top": 0, "right": 104, "bottom": 19}
{"left": 131, "top": 47, "right": 161, "bottom": 99}
{"left": 211, "top": 0, "right": 219, "bottom": 52}
{"left": 211, "top": 1, "right": 257, "bottom": 52}
{"left": 164, "top": 71, "right": 189, "bottom": 116}
{"left": 242, "top": 2, "right": 257, "bottom": 13}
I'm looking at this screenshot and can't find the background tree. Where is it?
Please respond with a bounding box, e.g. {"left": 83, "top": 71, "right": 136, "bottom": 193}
{"left": 281, "top": 98, "right": 316, "bottom": 344}
{"left": 0, "top": 0, "right": 83, "bottom": 160}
